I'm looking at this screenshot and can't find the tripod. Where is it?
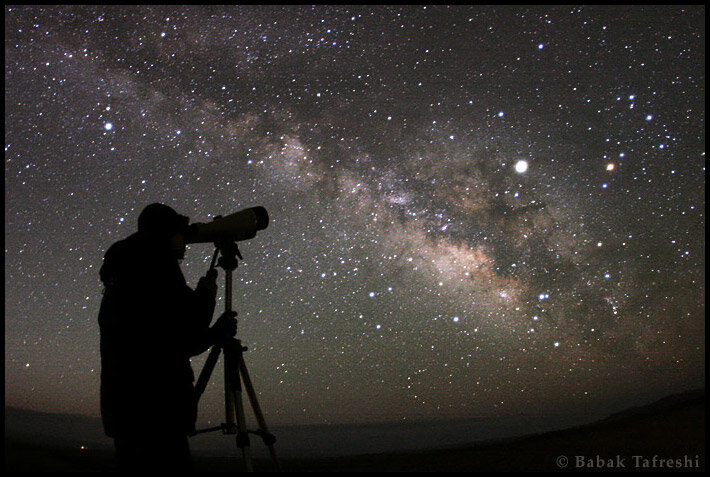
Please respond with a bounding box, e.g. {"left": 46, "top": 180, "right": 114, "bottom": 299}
{"left": 192, "top": 240, "right": 280, "bottom": 472}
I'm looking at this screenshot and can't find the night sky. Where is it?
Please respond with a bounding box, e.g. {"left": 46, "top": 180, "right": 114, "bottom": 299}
{"left": 5, "top": 5, "right": 705, "bottom": 431}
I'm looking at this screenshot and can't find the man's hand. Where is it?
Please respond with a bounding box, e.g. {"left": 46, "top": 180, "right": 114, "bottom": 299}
{"left": 197, "top": 268, "right": 218, "bottom": 298}
{"left": 210, "top": 311, "right": 237, "bottom": 344}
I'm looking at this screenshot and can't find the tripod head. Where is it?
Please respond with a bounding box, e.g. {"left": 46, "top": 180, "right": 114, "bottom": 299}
{"left": 207, "top": 238, "right": 243, "bottom": 327}
{"left": 211, "top": 238, "right": 242, "bottom": 272}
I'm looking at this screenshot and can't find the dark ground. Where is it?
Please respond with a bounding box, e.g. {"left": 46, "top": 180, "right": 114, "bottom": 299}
{"left": 5, "top": 390, "right": 705, "bottom": 472}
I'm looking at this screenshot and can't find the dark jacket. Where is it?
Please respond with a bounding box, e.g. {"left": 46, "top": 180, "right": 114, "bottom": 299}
{"left": 98, "top": 232, "right": 215, "bottom": 437}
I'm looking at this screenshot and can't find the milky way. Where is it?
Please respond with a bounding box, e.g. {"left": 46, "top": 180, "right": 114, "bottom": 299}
{"left": 5, "top": 5, "right": 705, "bottom": 427}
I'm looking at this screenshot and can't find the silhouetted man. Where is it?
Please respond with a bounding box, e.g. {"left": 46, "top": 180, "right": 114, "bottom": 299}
{"left": 98, "top": 203, "right": 236, "bottom": 471}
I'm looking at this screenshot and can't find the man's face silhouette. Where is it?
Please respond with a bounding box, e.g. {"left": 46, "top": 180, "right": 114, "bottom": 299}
{"left": 170, "top": 232, "right": 187, "bottom": 260}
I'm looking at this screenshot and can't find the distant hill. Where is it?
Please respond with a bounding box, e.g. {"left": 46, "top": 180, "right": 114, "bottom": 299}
{"left": 602, "top": 388, "right": 705, "bottom": 422}
{"left": 5, "top": 389, "right": 705, "bottom": 472}
{"left": 280, "top": 388, "right": 705, "bottom": 472}
{"left": 5, "top": 407, "right": 111, "bottom": 450}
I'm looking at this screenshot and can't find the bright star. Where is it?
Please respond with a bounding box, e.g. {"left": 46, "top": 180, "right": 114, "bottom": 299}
{"left": 514, "top": 160, "right": 528, "bottom": 173}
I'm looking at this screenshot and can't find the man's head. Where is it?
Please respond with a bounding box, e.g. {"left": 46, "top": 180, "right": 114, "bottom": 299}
{"left": 137, "top": 203, "right": 190, "bottom": 259}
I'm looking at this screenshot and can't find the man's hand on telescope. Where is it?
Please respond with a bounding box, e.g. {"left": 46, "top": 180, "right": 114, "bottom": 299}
{"left": 197, "top": 268, "right": 218, "bottom": 299}
{"left": 210, "top": 311, "right": 238, "bottom": 344}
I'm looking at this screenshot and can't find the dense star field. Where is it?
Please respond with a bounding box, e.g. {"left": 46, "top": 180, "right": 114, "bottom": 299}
{"left": 5, "top": 5, "right": 705, "bottom": 429}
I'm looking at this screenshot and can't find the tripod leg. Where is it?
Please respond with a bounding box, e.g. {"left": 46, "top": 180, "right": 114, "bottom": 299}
{"left": 238, "top": 353, "right": 281, "bottom": 471}
{"left": 194, "top": 345, "right": 221, "bottom": 401}
{"left": 225, "top": 342, "right": 254, "bottom": 472}
{"left": 224, "top": 350, "right": 236, "bottom": 433}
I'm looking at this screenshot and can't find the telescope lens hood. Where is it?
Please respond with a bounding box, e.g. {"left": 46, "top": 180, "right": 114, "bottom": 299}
{"left": 252, "top": 206, "right": 269, "bottom": 230}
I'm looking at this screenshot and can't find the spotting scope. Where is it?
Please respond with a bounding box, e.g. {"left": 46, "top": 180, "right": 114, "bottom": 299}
{"left": 184, "top": 206, "right": 269, "bottom": 244}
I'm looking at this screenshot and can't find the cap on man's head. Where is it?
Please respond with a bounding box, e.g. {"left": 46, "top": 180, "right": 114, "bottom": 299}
{"left": 137, "top": 203, "right": 189, "bottom": 239}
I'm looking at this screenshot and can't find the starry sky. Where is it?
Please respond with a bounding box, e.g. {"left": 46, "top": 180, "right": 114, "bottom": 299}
{"left": 5, "top": 5, "right": 705, "bottom": 430}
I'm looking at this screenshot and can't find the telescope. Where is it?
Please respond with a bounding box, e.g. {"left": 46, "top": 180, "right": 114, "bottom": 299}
{"left": 187, "top": 205, "right": 280, "bottom": 471}
{"left": 184, "top": 206, "right": 269, "bottom": 244}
